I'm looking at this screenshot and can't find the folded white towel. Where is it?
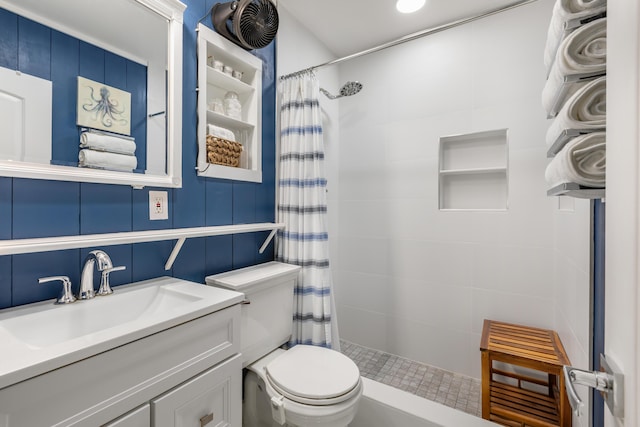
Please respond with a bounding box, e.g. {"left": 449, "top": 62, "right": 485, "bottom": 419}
{"left": 546, "top": 76, "right": 606, "bottom": 148}
{"left": 543, "top": 0, "right": 607, "bottom": 72}
{"left": 545, "top": 131, "right": 605, "bottom": 188}
{"left": 207, "top": 124, "right": 236, "bottom": 141}
{"left": 80, "top": 132, "right": 136, "bottom": 155}
{"left": 78, "top": 149, "right": 138, "bottom": 172}
{"left": 542, "top": 17, "right": 606, "bottom": 114}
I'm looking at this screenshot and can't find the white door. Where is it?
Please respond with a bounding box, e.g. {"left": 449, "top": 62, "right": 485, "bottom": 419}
{"left": 604, "top": 0, "right": 639, "bottom": 425}
{"left": 0, "top": 66, "right": 52, "bottom": 163}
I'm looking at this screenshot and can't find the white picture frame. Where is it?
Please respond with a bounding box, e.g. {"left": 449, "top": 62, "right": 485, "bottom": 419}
{"left": 77, "top": 76, "right": 131, "bottom": 136}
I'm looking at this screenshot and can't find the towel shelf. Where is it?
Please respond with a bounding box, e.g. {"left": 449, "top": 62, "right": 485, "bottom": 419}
{"left": 196, "top": 24, "right": 263, "bottom": 183}
{"left": 543, "top": 5, "right": 606, "bottom": 201}
{"left": 547, "top": 128, "right": 606, "bottom": 158}
{"left": 547, "top": 182, "right": 605, "bottom": 199}
{"left": 439, "top": 167, "right": 507, "bottom": 175}
{"left": 546, "top": 71, "right": 606, "bottom": 119}
{"left": 563, "top": 11, "right": 606, "bottom": 32}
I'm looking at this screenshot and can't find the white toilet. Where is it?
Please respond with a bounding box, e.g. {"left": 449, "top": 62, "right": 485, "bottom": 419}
{"left": 206, "top": 262, "right": 362, "bottom": 427}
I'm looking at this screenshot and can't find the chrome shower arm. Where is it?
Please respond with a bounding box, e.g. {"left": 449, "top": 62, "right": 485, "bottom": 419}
{"left": 319, "top": 88, "right": 338, "bottom": 99}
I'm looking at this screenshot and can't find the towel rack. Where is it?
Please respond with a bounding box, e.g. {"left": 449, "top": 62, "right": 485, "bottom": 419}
{"left": 563, "top": 11, "right": 606, "bottom": 32}
{"left": 547, "top": 182, "right": 605, "bottom": 199}
{"left": 544, "top": 71, "right": 606, "bottom": 198}
{"left": 544, "top": 6, "right": 607, "bottom": 199}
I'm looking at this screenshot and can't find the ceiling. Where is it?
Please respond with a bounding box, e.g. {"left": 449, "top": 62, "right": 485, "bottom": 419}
{"left": 278, "top": 0, "right": 532, "bottom": 57}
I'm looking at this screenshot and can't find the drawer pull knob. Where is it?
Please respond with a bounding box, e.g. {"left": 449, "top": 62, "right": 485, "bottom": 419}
{"left": 200, "top": 413, "right": 214, "bottom": 426}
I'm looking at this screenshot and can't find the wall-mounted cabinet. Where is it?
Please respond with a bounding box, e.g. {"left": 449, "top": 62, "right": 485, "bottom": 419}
{"left": 439, "top": 129, "right": 509, "bottom": 211}
{"left": 196, "top": 24, "right": 262, "bottom": 182}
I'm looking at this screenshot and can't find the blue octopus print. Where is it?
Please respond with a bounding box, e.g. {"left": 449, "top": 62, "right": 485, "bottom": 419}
{"left": 82, "top": 85, "right": 128, "bottom": 128}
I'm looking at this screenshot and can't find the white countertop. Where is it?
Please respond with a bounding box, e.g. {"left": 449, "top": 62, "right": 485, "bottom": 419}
{"left": 0, "top": 277, "right": 244, "bottom": 390}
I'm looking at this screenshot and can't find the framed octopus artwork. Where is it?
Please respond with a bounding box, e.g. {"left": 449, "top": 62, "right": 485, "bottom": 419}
{"left": 77, "top": 76, "right": 131, "bottom": 136}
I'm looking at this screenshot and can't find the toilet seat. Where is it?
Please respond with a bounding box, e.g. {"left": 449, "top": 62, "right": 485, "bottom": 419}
{"left": 265, "top": 345, "right": 362, "bottom": 406}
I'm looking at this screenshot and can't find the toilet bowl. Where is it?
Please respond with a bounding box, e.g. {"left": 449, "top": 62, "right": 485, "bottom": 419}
{"left": 244, "top": 347, "right": 362, "bottom": 427}
{"left": 206, "top": 262, "right": 362, "bottom": 427}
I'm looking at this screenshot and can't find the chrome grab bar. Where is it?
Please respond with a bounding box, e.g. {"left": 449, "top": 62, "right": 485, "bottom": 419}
{"left": 563, "top": 366, "right": 611, "bottom": 416}
{"left": 563, "top": 355, "right": 624, "bottom": 419}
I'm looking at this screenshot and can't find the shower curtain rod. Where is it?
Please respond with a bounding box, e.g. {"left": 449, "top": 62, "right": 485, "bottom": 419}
{"left": 280, "top": 0, "right": 538, "bottom": 80}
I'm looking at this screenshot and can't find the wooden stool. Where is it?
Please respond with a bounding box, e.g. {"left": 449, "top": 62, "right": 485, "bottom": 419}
{"left": 479, "top": 319, "right": 572, "bottom": 427}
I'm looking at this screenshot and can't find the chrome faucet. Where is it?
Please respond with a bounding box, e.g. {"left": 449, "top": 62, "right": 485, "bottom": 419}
{"left": 38, "top": 250, "right": 125, "bottom": 304}
{"left": 79, "top": 250, "right": 125, "bottom": 299}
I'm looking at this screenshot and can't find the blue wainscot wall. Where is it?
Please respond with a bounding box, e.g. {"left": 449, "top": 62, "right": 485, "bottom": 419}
{"left": 0, "top": 9, "right": 148, "bottom": 169}
{"left": 0, "top": 0, "right": 276, "bottom": 308}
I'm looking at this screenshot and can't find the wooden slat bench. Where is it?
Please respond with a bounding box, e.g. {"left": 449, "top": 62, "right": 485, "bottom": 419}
{"left": 480, "top": 320, "right": 572, "bottom": 427}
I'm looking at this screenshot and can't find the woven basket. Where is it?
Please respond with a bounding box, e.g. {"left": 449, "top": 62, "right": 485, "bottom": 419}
{"left": 206, "top": 135, "right": 243, "bottom": 167}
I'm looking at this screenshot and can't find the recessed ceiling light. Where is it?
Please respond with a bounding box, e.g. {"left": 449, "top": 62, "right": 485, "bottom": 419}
{"left": 396, "top": 0, "right": 425, "bottom": 14}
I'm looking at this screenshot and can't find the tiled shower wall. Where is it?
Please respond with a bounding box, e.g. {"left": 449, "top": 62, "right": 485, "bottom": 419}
{"left": 0, "top": 0, "right": 277, "bottom": 308}
{"left": 279, "top": 0, "right": 592, "bottom": 408}
{"left": 553, "top": 197, "right": 592, "bottom": 427}
{"left": 334, "top": 0, "right": 559, "bottom": 379}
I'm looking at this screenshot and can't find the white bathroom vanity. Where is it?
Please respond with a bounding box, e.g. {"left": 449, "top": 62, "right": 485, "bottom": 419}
{"left": 0, "top": 277, "right": 245, "bottom": 426}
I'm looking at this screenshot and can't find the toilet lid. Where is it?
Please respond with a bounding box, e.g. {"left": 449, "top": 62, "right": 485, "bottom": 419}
{"left": 265, "top": 345, "right": 361, "bottom": 405}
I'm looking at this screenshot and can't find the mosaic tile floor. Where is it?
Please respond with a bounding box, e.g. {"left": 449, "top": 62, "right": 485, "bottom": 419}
{"left": 340, "top": 340, "right": 482, "bottom": 417}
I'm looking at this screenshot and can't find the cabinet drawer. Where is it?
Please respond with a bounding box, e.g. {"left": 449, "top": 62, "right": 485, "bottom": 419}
{"left": 103, "top": 405, "right": 150, "bottom": 427}
{"left": 152, "top": 354, "right": 242, "bottom": 427}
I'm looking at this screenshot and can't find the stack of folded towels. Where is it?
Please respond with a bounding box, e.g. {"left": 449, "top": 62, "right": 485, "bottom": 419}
{"left": 207, "top": 124, "right": 236, "bottom": 142}
{"left": 546, "top": 76, "right": 606, "bottom": 148}
{"left": 545, "top": 131, "right": 606, "bottom": 188}
{"left": 78, "top": 131, "right": 137, "bottom": 172}
{"left": 542, "top": 16, "right": 607, "bottom": 114}
{"left": 542, "top": 0, "right": 607, "bottom": 191}
{"left": 543, "top": 0, "right": 607, "bottom": 74}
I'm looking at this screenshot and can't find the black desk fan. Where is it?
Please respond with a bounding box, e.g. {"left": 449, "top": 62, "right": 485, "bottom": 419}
{"left": 212, "top": 0, "right": 279, "bottom": 50}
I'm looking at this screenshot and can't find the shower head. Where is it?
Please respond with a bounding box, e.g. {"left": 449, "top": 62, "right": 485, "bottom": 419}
{"left": 339, "top": 81, "right": 363, "bottom": 97}
{"left": 320, "top": 81, "right": 363, "bottom": 100}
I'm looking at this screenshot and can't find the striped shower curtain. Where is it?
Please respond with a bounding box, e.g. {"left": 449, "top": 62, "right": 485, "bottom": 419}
{"left": 277, "top": 73, "right": 338, "bottom": 349}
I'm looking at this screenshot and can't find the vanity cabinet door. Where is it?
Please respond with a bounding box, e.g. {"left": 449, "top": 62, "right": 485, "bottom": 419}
{"left": 151, "top": 354, "right": 242, "bottom": 427}
{"left": 103, "top": 404, "right": 150, "bottom": 427}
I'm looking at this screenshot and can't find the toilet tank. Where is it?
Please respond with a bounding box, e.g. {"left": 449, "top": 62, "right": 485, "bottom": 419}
{"left": 205, "top": 262, "right": 301, "bottom": 367}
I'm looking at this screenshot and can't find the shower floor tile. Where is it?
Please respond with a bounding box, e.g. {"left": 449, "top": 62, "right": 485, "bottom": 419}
{"left": 340, "top": 340, "right": 482, "bottom": 418}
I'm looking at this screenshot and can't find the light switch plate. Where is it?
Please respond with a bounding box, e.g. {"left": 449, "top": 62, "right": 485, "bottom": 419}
{"left": 149, "top": 191, "right": 168, "bottom": 220}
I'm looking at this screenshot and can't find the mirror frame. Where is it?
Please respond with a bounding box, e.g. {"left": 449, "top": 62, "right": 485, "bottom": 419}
{"left": 0, "top": 0, "right": 185, "bottom": 189}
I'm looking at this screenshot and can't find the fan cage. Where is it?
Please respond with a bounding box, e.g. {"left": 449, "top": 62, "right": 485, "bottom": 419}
{"left": 233, "top": 0, "right": 279, "bottom": 50}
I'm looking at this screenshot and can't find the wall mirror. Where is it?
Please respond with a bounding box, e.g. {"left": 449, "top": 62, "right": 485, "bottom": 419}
{"left": 0, "top": 0, "right": 185, "bottom": 188}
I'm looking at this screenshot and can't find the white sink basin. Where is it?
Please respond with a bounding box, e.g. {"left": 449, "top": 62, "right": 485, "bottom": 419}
{"left": 3, "top": 283, "right": 201, "bottom": 348}
{"left": 0, "top": 277, "right": 244, "bottom": 389}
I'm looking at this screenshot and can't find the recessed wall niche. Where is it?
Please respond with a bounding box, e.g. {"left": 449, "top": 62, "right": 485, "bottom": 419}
{"left": 438, "top": 129, "right": 509, "bottom": 210}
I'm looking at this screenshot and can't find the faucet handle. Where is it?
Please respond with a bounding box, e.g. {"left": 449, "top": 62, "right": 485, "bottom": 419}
{"left": 97, "top": 265, "right": 126, "bottom": 296}
{"left": 39, "top": 276, "right": 77, "bottom": 304}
